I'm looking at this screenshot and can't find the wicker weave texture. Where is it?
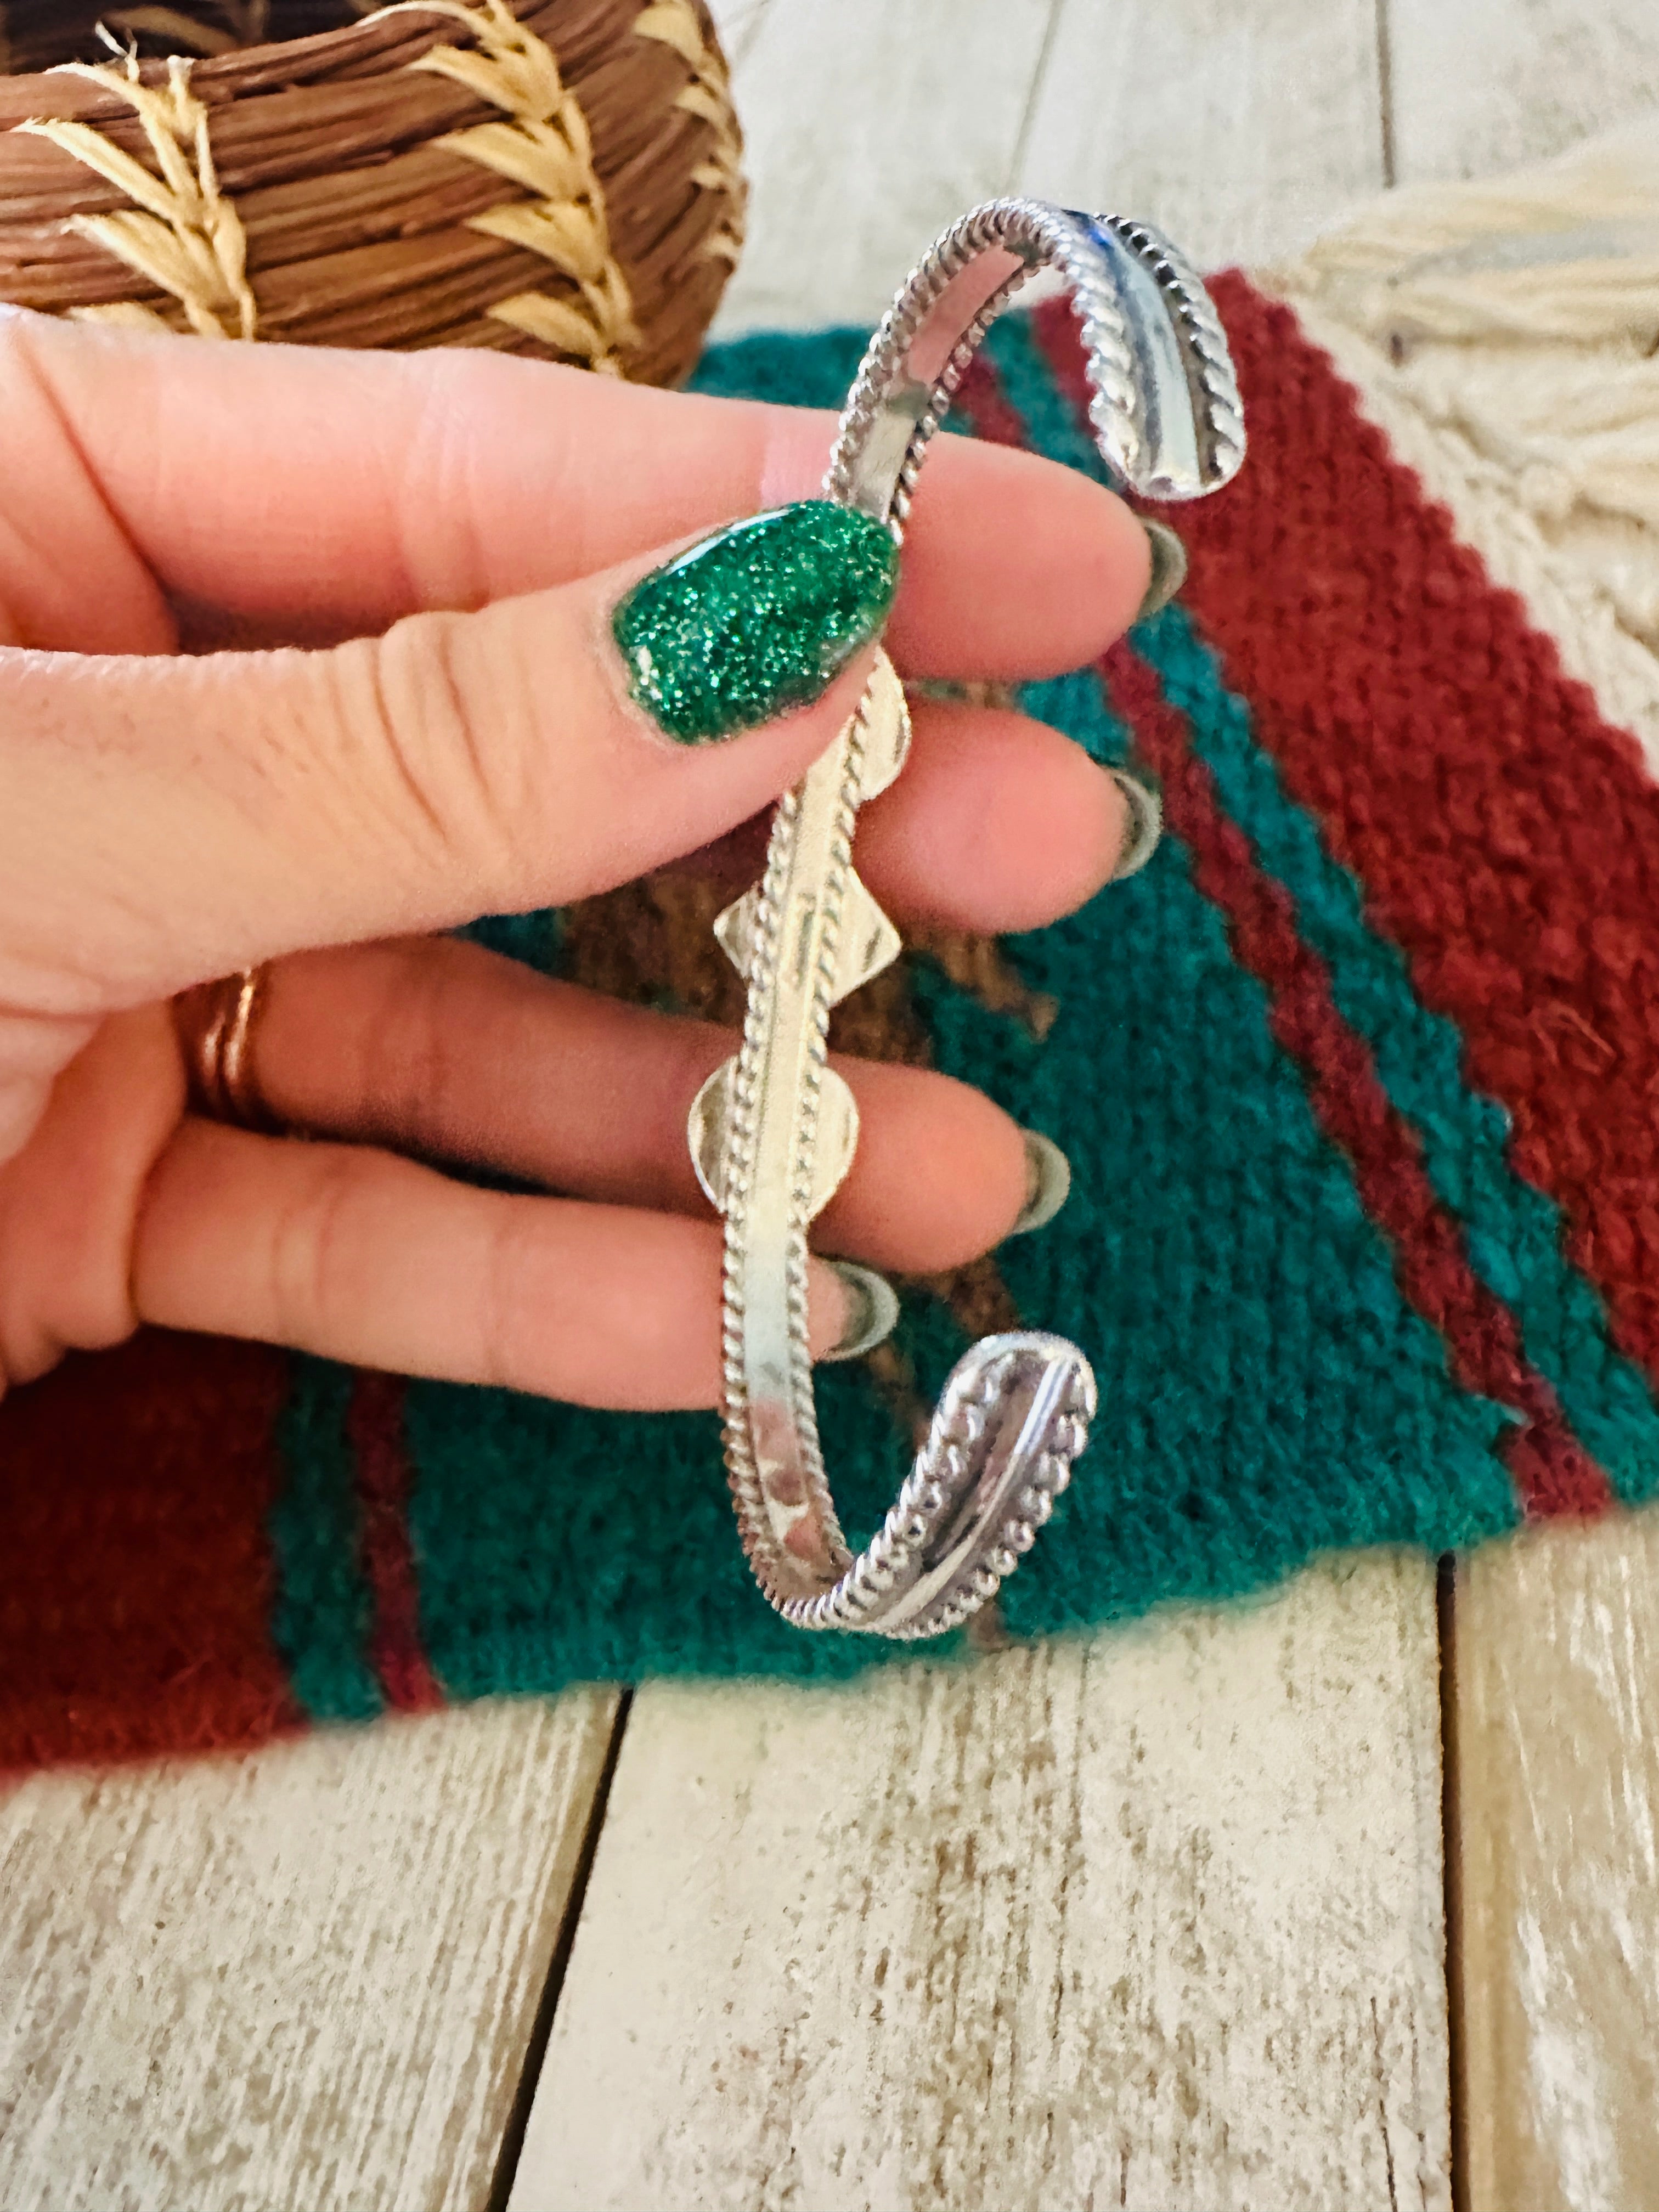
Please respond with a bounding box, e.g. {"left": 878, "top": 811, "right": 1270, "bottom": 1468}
{"left": 0, "top": 0, "right": 743, "bottom": 382}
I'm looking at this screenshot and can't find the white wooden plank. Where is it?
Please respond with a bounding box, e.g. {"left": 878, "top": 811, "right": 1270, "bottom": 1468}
{"left": 1016, "top": 0, "right": 1387, "bottom": 271}
{"left": 512, "top": 1554, "right": 1451, "bottom": 2212}
{"left": 710, "top": 0, "right": 1061, "bottom": 335}
{"left": 1451, "top": 1517, "right": 1659, "bottom": 2212}
{"left": 1388, "top": 0, "right": 1659, "bottom": 187}
{"left": 0, "top": 1695, "right": 617, "bottom": 2212}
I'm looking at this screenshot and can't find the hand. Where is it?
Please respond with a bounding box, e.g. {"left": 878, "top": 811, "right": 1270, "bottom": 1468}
{"left": 0, "top": 309, "right": 1149, "bottom": 1409}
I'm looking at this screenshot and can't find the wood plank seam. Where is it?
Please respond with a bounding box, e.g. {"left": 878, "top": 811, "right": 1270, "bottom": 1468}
{"left": 1002, "top": 0, "right": 1068, "bottom": 196}
{"left": 1375, "top": 0, "right": 1398, "bottom": 186}
{"left": 486, "top": 1687, "right": 636, "bottom": 2212}
{"left": 1438, "top": 1556, "right": 1470, "bottom": 2212}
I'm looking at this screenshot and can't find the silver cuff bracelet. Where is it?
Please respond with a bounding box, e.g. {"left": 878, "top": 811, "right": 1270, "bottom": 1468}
{"left": 688, "top": 198, "right": 1245, "bottom": 1638}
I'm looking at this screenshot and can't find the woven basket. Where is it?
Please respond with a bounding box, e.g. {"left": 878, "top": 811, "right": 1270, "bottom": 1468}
{"left": 0, "top": 0, "right": 743, "bottom": 383}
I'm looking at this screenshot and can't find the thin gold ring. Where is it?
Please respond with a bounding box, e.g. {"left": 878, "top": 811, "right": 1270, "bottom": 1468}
{"left": 179, "top": 965, "right": 280, "bottom": 1131}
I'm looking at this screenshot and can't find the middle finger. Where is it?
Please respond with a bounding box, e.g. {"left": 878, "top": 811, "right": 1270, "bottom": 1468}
{"left": 684, "top": 693, "right": 1134, "bottom": 933}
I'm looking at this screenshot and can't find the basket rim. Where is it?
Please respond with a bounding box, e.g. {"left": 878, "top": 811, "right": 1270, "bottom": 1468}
{"left": 0, "top": 0, "right": 684, "bottom": 105}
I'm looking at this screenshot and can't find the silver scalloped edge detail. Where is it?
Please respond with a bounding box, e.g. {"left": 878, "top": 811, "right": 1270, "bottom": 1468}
{"left": 1093, "top": 215, "right": 1246, "bottom": 491}
{"left": 777, "top": 1334, "right": 1098, "bottom": 1639}
{"left": 710, "top": 195, "right": 1243, "bottom": 1638}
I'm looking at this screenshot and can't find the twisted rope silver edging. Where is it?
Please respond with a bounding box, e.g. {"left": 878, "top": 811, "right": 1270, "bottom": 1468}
{"left": 703, "top": 197, "right": 1246, "bottom": 1637}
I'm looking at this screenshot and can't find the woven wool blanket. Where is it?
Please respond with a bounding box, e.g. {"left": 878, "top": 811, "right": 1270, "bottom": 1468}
{"left": 7, "top": 125, "right": 1659, "bottom": 1770}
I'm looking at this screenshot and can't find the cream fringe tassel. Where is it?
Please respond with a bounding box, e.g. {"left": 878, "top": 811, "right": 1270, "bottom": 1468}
{"left": 1262, "top": 116, "right": 1659, "bottom": 769}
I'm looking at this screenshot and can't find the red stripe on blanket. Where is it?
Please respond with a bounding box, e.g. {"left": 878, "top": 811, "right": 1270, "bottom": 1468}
{"left": 0, "top": 1330, "right": 298, "bottom": 1769}
{"left": 955, "top": 350, "right": 1029, "bottom": 448}
{"left": 1105, "top": 641, "right": 1609, "bottom": 1517}
{"left": 346, "top": 1370, "right": 443, "bottom": 1714}
{"left": 1036, "top": 280, "right": 1659, "bottom": 1393}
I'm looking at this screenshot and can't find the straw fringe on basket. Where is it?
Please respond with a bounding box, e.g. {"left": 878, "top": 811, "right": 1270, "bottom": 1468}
{"left": 0, "top": 0, "right": 742, "bottom": 383}
{"left": 390, "top": 0, "right": 637, "bottom": 369}
{"left": 22, "top": 52, "right": 256, "bottom": 335}
{"left": 633, "top": 0, "right": 740, "bottom": 268}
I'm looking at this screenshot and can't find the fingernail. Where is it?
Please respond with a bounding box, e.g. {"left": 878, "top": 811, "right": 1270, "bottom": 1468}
{"left": 1010, "top": 1130, "right": 1071, "bottom": 1237}
{"left": 611, "top": 500, "right": 899, "bottom": 744}
{"left": 1106, "top": 766, "right": 1163, "bottom": 880}
{"left": 822, "top": 1261, "right": 901, "bottom": 1362}
{"left": 1136, "top": 517, "right": 1188, "bottom": 622}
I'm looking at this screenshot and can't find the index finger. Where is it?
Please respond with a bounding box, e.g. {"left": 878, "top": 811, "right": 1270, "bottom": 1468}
{"left": 1, "top": 311, "right": 1149, "bottom": 678}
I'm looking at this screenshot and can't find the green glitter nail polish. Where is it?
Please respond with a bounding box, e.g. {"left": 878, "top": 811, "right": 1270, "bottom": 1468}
{"left": 611, "top": 500, "right": 899, "bottom": 744}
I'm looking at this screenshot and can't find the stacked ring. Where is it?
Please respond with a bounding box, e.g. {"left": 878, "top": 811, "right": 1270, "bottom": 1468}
{"left": 174, "top": 966, "right": 281, "bottom": 1132}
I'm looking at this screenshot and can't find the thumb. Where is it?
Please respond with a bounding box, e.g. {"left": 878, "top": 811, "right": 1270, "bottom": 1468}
{"left": 0, "top": 500, "right": 894, "bottom": 1015}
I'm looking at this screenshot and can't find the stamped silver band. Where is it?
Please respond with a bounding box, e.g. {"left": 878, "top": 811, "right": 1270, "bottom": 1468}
{"left": 689, "top": 198, "right": 1245, "bottom": 1638}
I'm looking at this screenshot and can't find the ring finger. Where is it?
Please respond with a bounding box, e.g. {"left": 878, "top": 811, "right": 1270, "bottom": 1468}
{"left": 134, "top": 1118, "right": 854, "bottom": 1411}
{"left": 236, "top": 934, "right": 1034, "bottom": 1276}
